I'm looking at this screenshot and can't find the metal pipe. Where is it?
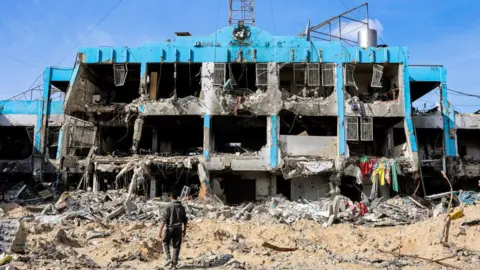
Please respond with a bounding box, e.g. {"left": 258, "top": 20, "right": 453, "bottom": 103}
{"left": 366, "top": 2, "right": 370, "bottom": 29}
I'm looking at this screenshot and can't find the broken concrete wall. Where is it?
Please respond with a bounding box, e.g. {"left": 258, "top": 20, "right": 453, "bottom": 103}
{"left": 63, "top": 64, "right": 101, "bottom": 115}
{"left": 201, "top": 62, "right": 284, "bottom": 116}
{"left": 279, "top": 135, "right": 337, "bottom": 158}
{"left": 455, "top": 114, "right": 480, "bottom": 129}
{"left": 290, "top": 176, "right": 330, "bottom": 200}
{"left": 283, "top": 94, "right": 337, "bottom": 116}
{"left": 458, "top": 133, "right": 480, "bottom": 159}
{"left": 0, "top": 219, "right": 26, "bottom": 253}
{"left": 344, "top": 64, "right": 405, "bottom": 117}
{"left": 255, "top": 174, "right": 276, "bottom": 200}
{"left": 391, "top": 143, "right": 410, "bottom": 158}
{"left": 137, "top": 97, "right": 205, "bottom": 115}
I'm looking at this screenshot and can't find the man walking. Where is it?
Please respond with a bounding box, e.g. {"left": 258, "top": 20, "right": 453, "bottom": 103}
{"left": 158, "top": 192, "right": 188, "bottom": 268}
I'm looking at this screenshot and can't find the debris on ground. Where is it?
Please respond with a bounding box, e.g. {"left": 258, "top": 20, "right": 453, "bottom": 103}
{"left": 1, "top": 187, "right": 480, "bottom": 269}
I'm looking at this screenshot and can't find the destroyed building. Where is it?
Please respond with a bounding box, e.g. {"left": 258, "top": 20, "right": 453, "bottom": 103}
{"left": 0, "top": 3, "right": 466, "bottom": 203}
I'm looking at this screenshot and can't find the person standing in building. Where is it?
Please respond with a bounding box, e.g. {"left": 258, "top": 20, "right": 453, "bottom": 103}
{"left": 157, "top": 192, "right": 188, "bottom": 268}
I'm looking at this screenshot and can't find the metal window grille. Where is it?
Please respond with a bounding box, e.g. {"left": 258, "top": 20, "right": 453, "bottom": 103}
{"left": 307, "top": 63, "right": 320, "bottom": 86}
{"left": 371, "top": 64, "right": 384, "bottom": 88}
{"left": 345, "top": 64, "right": 356, "bottom": 87}
{"left": 321, "top": 63, "right": 335, "bottom": 86}
{"left": 294, "top": 63, "right": 306, "bottom": 86}
{"left": 256, "top": 63, "right": 268, "bottom": 86}
{"left": 360, "top": 117, "right": 373, "bottom": 141}
{"left": 113, "top": 64, "right": 128, "bottom": 87}
{"left": 213, "top": 63, "right": 226, "bottom": 85}
{"left": 346, "top": 117, "right": 359, "bottom": 141}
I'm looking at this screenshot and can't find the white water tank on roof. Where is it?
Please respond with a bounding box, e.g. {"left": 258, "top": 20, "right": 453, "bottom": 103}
{"left": 358, "top": 29, "right": 378, "bottom": 48}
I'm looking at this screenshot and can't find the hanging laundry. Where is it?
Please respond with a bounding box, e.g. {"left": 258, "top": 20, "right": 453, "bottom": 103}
{"left": 359, "top": 156, "right": 370, "bottom": 177}
{"left": 359, "top": 101, "right": 366, "bottom": 117}
{"left": 369, "top": 174, "right": 379, "bottom": 200}
{"left": 371, "top": 161, "right": 386, "bottom": 186}
{"left": 384, "top": 158, "right": 391, "bottom": 185}
{"left": 391, "top": 160, "right": 399, "bottom": 192}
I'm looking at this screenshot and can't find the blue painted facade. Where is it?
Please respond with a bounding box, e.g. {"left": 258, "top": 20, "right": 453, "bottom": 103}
{"left": 0, "top": 25, "right": 458, "bottom": 177}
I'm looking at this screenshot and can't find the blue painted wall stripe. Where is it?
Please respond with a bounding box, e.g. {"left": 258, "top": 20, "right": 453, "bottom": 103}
{"left": 203, "top": 115, "right": 211, "bottom": 160}
{"left": 56, "top": 128, "right": 63, "bottom": 160}
{"left": 0, "top": 100, "right": 63, "bottom": 115}
{"left": 51, "top": 67, "right": 73, "bottom": 82}
{"left": 270, "top": 115, "right": 278, "bottom": 168}
{"left": 77, "top": 26, "right": 407, "bottom": 64}
{"left": 403, "top": 64, "right": 418, "bottom": 152}
{"left": 336, "top": 63, "right": 345, "bottom": 156}
{"left": 441, "top": 67, "right": 457, "bottom": 156}
{"left": 409, "top": 66, "right": 443, "bottom": 82}
{"left": 34, "top": 68, "right": 52, "bottom": 154}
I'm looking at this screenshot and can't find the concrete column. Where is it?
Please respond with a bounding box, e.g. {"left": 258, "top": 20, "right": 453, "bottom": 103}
{"left": 149, "top": 71, "right": 158, "bottom": 100}
{"left": 132, "top": 117, "right": 144, "bottom": 153}
{"left": 402, "top": 64, "right": 420, "bottom": 171}
{"left": 150, "top": 178, "right": 158, "bottom": 198}
{"left": 255, "top": 175, "right": 270, "bottom": 200}
{"left": 268, "top": 115, "right": 279, "bottom": 168}
{"left": 335, "top": 63, "right": 345, "bottom": 158}
{"left": 269, "top": 174, "right": 277, "bottom": 196}
{"left": 267, "top": 62, "right": 279, "bottom": 91}
{"left": 139, "top": 62, "right": 147, "bottom": 96}
{"left": 440, "top": 67, "right": 457, "bottom": 157}
{"left": 152, "top": 128, "right": 159, "bottom": 153}
{"left": 201, "top": 63, "right": 218, "bottom": 114}
{"left": 198, "top": 163, "right": 211, "bottom": 198}
{"left": 386, "top": 127, "right": 394, "bottom": 156}
{"left": 203, "top": 115, "right": 211, "bottom": 160}
{"left": 92, "top": 165, "right": 99, "bottom": 193}
{"left": 33, "top": 68, "right": 53, "bottom": 180}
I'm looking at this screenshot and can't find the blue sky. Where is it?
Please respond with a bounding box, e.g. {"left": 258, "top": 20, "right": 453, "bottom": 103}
{"left": 0, "top": 0, "right": 479, "bottom": 112}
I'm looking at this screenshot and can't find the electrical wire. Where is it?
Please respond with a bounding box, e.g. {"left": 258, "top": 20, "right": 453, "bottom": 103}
{"left": 57, "top": 0, "right": 125, "bottom": 65}
{"left": 268, "top": 0, "right": 277, "bottom": 35}
{"left": 448, "top": 88, "right": 480, "bottom": 99}
{"left": 338, "top": 0, "right": 350, "bottom": 10}
{"left": 0, "top": 52, "right": 39, "bottom": 68}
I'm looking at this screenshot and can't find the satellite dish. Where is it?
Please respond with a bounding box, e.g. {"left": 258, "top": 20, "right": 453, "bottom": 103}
{"left": 305, "top": 20, "right": 311, "bottom": 41}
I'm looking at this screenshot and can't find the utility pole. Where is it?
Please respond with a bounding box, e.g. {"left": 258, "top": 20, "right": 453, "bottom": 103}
{"left": 229, "top": 0, "right": 255, "bottom": 26}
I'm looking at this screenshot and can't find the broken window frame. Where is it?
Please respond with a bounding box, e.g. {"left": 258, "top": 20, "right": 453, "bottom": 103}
{"left": 255, "top": 63, "right": 268, "bottom": 86}
{"left": 113, "top": 63, "right": 128, "bottom": 87}
{"left": 293, "top": 63, "right": 306, "bottom": 87}
{"left": 321, "top": 63, "right": 335, "bottom": 87}
{"left": 213, "top": 63, "right": 226, "bottom": 86}
{"left": 345, "top": 64, "right": 356, "bottom": 87}
{"left": 371, "top": 64, "right": 384, "bottom": 88}
{"left": 346, "top": 117, "right": 359, "bottom": 141}
{"left": 360, "top": 117, "right": 373, "bottom": 141}
{"left": 307, "top": 63, "right": 321, "bottom": 87}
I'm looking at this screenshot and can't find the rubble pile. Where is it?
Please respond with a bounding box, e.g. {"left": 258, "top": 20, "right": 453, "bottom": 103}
{"left": 20, "top": 190, "right": 435, "bottom": 229}
{"left": 1, "top": 188, "right": 479, "bottom": 269}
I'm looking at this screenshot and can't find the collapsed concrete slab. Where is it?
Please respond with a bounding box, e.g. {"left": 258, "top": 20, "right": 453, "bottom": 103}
{"left": 0, "top": 219, "right": 26, "bottom": 253}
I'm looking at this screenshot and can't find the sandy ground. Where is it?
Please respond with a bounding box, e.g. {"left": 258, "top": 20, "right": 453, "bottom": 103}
{"left": 1, "top": 202, "right": 480, "bottom": 269}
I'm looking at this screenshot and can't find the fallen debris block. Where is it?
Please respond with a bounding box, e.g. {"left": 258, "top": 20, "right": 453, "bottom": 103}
{"left": 0, "top": 219, "right": 26, "bottom": 253}
{"left": 0, "top": 254, "right": 13, "bottom": 266}
{"left": 425, "top": 191, "right": 459, "bottom": 200}
{"left": 105, "top": 205, "right": 126, "bottom": 221}
{"left": 461, "top": 219, "right": 480, "bottom": 226}
{"left": 262, "top": 242, "right": 298, "bottom": 252}
{"left": 86, "top": 230, "right": 111, "bottom": 240}
{"left": 194, "top": 252, "right": 234, "bottom": 268}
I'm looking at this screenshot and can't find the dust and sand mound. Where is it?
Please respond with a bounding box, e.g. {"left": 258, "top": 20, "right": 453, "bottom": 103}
{"left": 1, "top": 201, "right": 480, "bottom": 269}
